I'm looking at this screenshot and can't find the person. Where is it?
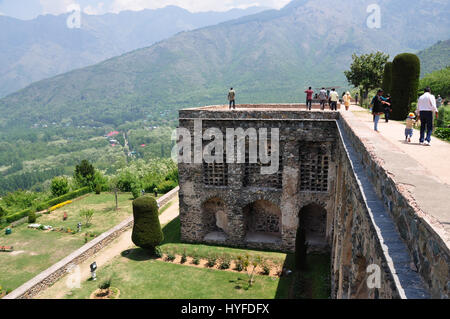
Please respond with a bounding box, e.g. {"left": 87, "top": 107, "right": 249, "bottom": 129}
{"left": 384, "top": 94, "right": 392, "bottom": 122}
{"left": 329, "top": 88, "right": 339, "bottom": 111}
{"left": 304, "top": 86, "right": 314, "bottom": 110}
{"left": 372, "top": 89, "right": 390, "bottom": 132}
{"left": 228, "top": 88, "right": 236, "bottom": 110}
{"left": 417, "top": 87, "right": 438, "bottom": 146}
{"left": 319, "top": 87, "right": 327, "bottom": 110}
{"left": 355, "top": 92, "right": 359, "bottom": 105}
{"left": 343, "top": 91, "right": 352, "bottom": 111}
{"left": 405, "top": 113, "right": 416, "bottom": 143}
{"left": 437, "top": 95, "right": 443, "bottom": 108}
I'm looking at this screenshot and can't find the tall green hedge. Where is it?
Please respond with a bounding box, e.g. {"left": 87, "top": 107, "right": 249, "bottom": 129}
{"left": 391, "top": 53, "right": 421, "bottom": 120}
{"left": 382, "top": 62, "right": 393, "bottom": 94}
{"left": 132, "top": 195, "right": 163, "bottom": 254}
{"left": 35, "top": 186, "right": 91, "bottom": 211}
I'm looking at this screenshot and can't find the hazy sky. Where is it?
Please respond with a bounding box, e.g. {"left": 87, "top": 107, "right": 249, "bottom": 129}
{"left": 0, "top": 0, "right": 291, "bottom": 19}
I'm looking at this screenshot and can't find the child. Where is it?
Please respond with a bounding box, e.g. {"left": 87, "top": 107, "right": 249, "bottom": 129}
{"left": 405, "top": 113, "right": 416, "bottom": 143}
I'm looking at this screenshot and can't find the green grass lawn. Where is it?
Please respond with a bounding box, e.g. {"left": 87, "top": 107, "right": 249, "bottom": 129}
{"left": 51, "top": 216, "right": 329, "bottom": 299}
{"left": 0, "top": 192, "right": 135, "bottom": 291}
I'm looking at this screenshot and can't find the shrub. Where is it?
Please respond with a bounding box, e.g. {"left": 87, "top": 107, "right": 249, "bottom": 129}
{"left": 436, "top": 106, "right": 450, "bottom": 128}
{"left": 6, "top": 209, "right": 31, "bottom": 223}
{"left": 382, "top": 61, "right": 393, "bottom": 94}
{"left": 157, "top": 180, "right": 178, "bottom": 194}
{"left": 181, "top": 249, "right": 187, "bottom": 264}
{"left": 79, "top": 209, "right": 94, "bottom": 227}
{"left": 391, "top": 53, "right": 421, "bottom": 120}
{"left": 95, "top": 183, "right": 102, "bottom": 195}
{"left": 155, "top": 246, "right": 163, "bottom": 258}
{"left": 131, "top": 195, "right": 163, "bottom": 254}
{"left": 98, "top": 278, "right": 112, "bottom": 290}
{"left": 74, "top": 160, "right": 96, "bottom": 189}
{"left": 131, "top": 183, "right": 141, "bottom": 199}
{"left": 219, "top": 259, "right": 231, "bottom": 270}
{"left": 192, "top": 257, "right": 200, "bottom": 265}
{"left": 36, "top": 187, "right": 90, "bottom": 211}
{"left": 434, "top": 127, "right": 450, "bottom": 141}
{"left": 165, "top": 254, "right": 176, "bottom": 262}
{"left": 51, "top": 176, "right": 70, "bottom": 198}
{"left": 235, "top": 257, "right": 244, "bottom": 272}
{"left": 262, "top": 264, "right": 271, "bottom": 276}
{"left": 28, "top": 211, "right": 37, "bottom": 223}
{"left": 206, "top": 256, "right": 217, "bottom": 268}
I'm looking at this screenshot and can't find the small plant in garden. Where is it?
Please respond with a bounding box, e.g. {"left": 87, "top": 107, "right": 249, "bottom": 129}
{"left": 261, "top": 260, "right": 271, "bottom": 276}
{"left": 192, "top": 256, "right": 200, "bottom": 265}
{"left": 79, "top": 209, "right": 94, "bottom": 227}
{"left": 206, "top": 256, "right": 217, "bottom": 268}
{"left": 235, "top": 256, "right": 244, "bottom": 272}
{"left": 181, "top": 249, "right": 187, "bottom": 264}
{"left": 165, "top": 253, "right": 176, "bottom": 262}
{"left": 219, "top": 258, "right": 231, "bottom": 270}
{"left": 154, "top": 246, "right": 163, "bottom": 258}
{"left": 98, "top": 278, "right": 112, "bottom": 290}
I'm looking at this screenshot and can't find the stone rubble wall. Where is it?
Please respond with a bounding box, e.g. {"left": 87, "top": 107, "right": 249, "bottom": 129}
{"left": 3, "top": 187, "right": 179, "bottom": 299}
{"left": 338, "top": 112, "right": 448, "bottom": 299}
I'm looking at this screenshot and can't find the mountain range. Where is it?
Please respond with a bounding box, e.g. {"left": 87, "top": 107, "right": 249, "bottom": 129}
{"left": 0, "top": 5, "right": 267, "bottom": 97}
{"left": 417, "top": 39, "right": 450, "bottom": 77}
{"left": 1, "top": 0, "right": 449, "bottom": 129}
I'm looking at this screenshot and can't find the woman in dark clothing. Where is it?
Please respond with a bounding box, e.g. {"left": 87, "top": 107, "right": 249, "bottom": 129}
{"left": 372, "top": 89, "right": 390, "bottom": 132}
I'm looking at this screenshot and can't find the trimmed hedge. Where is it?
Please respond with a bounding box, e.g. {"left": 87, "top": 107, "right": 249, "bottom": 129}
{"left": 391, "top": 53, "right": 421, "bottom": 120}
{"left": 6, "top": 209, "right": 32, "bottom": 223}
{"left": 36, "top": 186, "right": 90, "bottom": 211}
{"left": 382, "top": 61, "right": 393, "bottom": 94}
{"left": 434, "top": 128, "right": 450, "bottom": 141}
{"left": 132, "top": 195, "right": 163, "bottom": 254}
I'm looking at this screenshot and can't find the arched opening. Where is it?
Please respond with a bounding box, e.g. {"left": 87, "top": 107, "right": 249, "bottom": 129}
{"left": 201, "top": 197, "right": 228, "bottom": 242}
{"left": 243, "top": 200, "right": 282, "bottom": 244}
{"left": 297, "top": 203, "right": 329, "bottom": 252}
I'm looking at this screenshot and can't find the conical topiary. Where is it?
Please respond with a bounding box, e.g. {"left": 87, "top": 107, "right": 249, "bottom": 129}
{"left": 131, "top": 195, "right": 163, "bottom": 254}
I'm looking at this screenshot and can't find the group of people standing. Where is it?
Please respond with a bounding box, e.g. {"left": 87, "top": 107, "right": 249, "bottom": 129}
{"left": 304, "top": 87, "right": 353, "bottom": 111}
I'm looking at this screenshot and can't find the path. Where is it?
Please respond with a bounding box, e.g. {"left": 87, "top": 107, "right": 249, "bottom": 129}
{"left": 342, "top": 104, "right": 450, "bottom": 242}
{"left": 348, "top": 104, "right": 450, "bottom": 185}
{"left": 36, "top": 197, "right": 179, "bottom": 299}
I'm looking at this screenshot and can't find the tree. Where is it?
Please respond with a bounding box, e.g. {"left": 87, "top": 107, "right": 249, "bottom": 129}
{"left": 131, "top": 195, "right": 163, "bottom": 254}
{"left": 79, "top": 209, "right": 95, "bottom": 227}
{"left": 28, "top": 211, "right": 37, "bottom": 223}
{"left": 344, "top": 52, "right": 390, "bottom": 100}
{"left": 382, "top": 62, "right": 393, "bottom": 94}
{"left": 74, "top": 160, "right": 96, "bottom": 189}
{"left": 390, "top": 53, "right": 421, "bottom": 120}
{"left": 51, "top": 176, "right": 70, "bottom": 197}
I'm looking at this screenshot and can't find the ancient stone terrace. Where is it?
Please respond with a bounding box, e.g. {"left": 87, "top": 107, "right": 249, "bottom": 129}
{"left": 177, "top": 103, "right": 449, "bottom": 299}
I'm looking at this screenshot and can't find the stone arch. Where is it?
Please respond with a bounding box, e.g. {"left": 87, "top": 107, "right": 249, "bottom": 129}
{"left": 201, "top": 197, "right": 228, "bottom": 242}
{"left": 298, "top": 203, "right": 329, "bottom": 252}
{"left": 243, "top": 200, "right": 282, "bottom": 244}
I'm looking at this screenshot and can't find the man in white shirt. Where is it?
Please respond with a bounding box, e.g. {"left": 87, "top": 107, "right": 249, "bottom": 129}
{"left": 417, "top": 87, "right": 438, "bottom": 146}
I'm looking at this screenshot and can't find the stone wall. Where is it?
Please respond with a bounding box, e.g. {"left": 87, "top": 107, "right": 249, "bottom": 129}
{"left": 178, "top": 110, "right": 340, "bottom": 252}
{"left": 338, "top": 113, "right": 449, "bottom": 299}
{"left": 3, "top": 187, "right": 179, "bottom": 299}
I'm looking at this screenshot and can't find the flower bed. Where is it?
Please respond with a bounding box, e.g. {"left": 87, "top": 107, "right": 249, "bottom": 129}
{"left": 49, "top": 200, "right": 72, "bottom": 212}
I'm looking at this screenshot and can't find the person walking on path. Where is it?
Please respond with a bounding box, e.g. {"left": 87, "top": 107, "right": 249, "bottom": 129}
{"left": 304, "top": 87, "right": 314, "bottom": 110}
{"left": 405, "top": 112, "right": 416, "bottom": 143}
{"left": 343, "top": 91, "right": 352, "bottom": 111}
{"left": 228, "top": 88, "right": 236, "bottom": 110}
{"left": 417, "top": 87, "right": 438, "bottom": 146}
{"left": 384, "top": 93, "right": 392, "bottom": 122}
{"left": 319, "top": 87, "right": 327, "bottom": 110}
{"left": 329, "top": 88, "right": 339, "bottom": 111}
{"left": 372, "top": 89, "right": 390, "bottom": 132}
{"left": 437, "top": 95, "right": 443, "bottom": 108}
{"left": 355, "top": 92, "right": 359, "bottom": 106}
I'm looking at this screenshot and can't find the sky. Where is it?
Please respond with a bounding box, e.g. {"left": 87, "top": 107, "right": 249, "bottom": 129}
{"left": 0, "top": 0, "right": 291, "bottom": 20}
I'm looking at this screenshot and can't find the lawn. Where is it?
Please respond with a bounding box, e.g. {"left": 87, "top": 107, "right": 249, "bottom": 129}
{"left": 0, "top": 192, "right": 136, "bottom": 291}
{"left": 48, "top": 216, "right": 330, "bottom": 299}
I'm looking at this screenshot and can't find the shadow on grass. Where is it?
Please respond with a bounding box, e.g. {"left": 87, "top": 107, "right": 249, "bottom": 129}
{"left": 121, "top": 248, "right": 155, "bottom": 261}
{"left": 277, "top": 253, "right": 331, "bottom": 300}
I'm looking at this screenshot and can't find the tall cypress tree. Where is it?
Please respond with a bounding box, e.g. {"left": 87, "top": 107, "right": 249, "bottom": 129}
{"left": 382, "top": 62, "right": 393, "bottom": 94}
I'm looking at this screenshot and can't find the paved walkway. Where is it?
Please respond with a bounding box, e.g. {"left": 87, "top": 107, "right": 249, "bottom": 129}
{"left": 342, "top": 104, "right": 450, "bottom": 244}
{"left": 36, "top": 198, "right": 179, "bottom": 299}
{"left": 348, "top": 104, "right": 450, "bottom": 185}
